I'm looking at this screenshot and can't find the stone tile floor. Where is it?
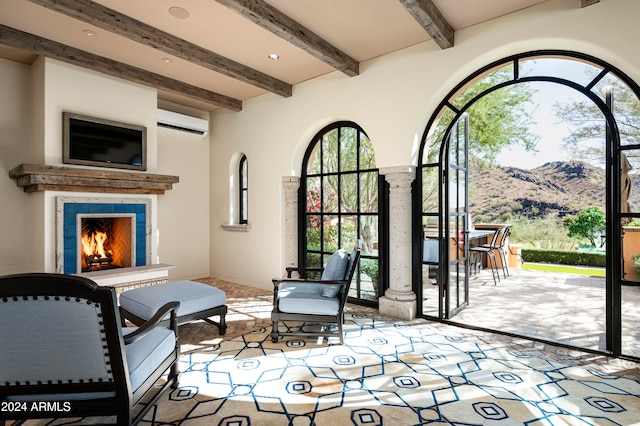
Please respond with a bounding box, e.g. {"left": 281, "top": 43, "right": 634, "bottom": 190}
{"left": 423, "top": 267, "right": 640, "bottom": 358}
{"left": 183, "top": 277, "right": 640, "bottom": 381}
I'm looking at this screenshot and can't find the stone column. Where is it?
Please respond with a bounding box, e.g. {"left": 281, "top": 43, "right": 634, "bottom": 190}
{"left": 378, "top": 166, "right": 417, "bottom": 320}
{"left": 282, "top": 176, "right": 300, "bottom": 272}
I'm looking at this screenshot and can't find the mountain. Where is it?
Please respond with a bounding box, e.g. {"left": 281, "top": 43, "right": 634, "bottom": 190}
{"left": 468, "top": 160, "right": 636, "bottom": 222}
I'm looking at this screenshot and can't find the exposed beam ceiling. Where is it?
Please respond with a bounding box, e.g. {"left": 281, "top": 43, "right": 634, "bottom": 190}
{"left": 216, "top": 0, "right": 360, "bottom": 77}
{"left": 0, "top": 0, "right": 551, "bottom": 111}
{"left": 27, "top": 0, "right": 292, "bottom": 98}
{"left": 581, "top": 0, "right": 599, "bottom": 7}
{"left": 0, "top": 24, "right": 242, "bottom": 111}
{"left": 399, "top": 0, "right": 454, "bottom": 49}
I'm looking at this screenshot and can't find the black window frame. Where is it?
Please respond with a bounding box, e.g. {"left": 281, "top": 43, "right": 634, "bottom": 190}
{"left": 239, "top": 154, "right": 248, "bottom": 225}
{"left": 299, "top": 121, "right": 385, "bottom": 307}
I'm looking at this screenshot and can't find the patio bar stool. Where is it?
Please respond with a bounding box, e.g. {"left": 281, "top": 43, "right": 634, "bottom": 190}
{"left": 469, "top": 228, "right": 501, "bottom": 285}
{"left": 478, "top": 225, "right": 512, "bottom": 279}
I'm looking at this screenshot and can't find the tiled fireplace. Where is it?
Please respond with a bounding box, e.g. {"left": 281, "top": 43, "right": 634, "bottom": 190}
{"left": 56, "top": 196, "right": 171, "bottom": 291}
{"left": 57, "top": 197, "right": 150, "bottom": 274}
{"left": 7, "top": 163, "right": 180, "bottom": 290}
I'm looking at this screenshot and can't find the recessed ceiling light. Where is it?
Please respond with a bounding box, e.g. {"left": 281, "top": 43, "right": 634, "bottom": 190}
{"left": 82, "top": 29, "right": 96, "bottom": 36}
{"left": 161, "top": 58, "right": 172, "bottom": 63}
{"left": 169, "top": 6, "right": 190, "bottom": 19}
{"left": 268, "top": 53, "right": 280, "bottom": 61}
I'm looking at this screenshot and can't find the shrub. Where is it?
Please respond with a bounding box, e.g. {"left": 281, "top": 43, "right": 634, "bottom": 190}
{"left": 508, "top": 215, "right": 575, "bottom": 250}
{"left": 522, "top": 248, "right": 605, "bottom": 267}
{"left": 360, "top": 258, "right": 379, "bottom": 291}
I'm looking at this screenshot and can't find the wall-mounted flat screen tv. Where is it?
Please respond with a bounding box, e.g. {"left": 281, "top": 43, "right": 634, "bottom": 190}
{"left": 63, "top": 112, "right": 147, "bottom": 171}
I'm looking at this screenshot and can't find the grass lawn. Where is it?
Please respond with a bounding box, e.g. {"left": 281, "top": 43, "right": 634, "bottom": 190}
{"left": 522, "top": 262, "right": 606, "bottom": 277}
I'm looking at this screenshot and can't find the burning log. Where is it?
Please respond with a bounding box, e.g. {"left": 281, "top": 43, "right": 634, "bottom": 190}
{"left": 86, "top": 253, "right": 113, "bottom": 266}
{"left": 82, "top": 230, "right": 115, "bottom": 271}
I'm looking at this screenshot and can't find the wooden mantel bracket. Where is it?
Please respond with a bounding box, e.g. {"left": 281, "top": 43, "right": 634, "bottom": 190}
{"left": 9, "top": 164, "right": 179, "bottom": 194}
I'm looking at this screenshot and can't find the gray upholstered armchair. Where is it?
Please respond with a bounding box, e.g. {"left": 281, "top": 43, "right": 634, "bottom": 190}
{"left": 0, "top": 273, "right": 180, "bottom": 425}
{"left": 271, "top": 249, "right": 360, "bottom": 344}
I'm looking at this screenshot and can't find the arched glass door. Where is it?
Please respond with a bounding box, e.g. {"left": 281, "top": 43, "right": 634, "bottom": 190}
{"left": 417, "top": 50, "right": 640, "bottom": 361}
{"left": 421, "top": 113, "right": 470, "bottom": 320}
{"left": 445, "top": 114, "right": 470, "bottom": 318}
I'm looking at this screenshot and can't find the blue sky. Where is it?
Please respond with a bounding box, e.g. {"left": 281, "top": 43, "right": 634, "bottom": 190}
{"left": 496, "top": 82, "right": 576, "bottom": 169}
{"left": 494, "top": 59, "right": 605, "bottom": 169}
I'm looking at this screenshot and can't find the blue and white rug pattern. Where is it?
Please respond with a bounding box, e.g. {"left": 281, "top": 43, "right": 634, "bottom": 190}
{"left": 146, "top": 316, "right": 640, "bottom": 425}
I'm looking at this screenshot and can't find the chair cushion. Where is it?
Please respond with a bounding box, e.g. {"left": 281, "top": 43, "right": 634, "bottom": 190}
{"left": 423, "top": 239, "right": 439, "bottom": 262}
{"left": 321, "top": 249, "right": 349, "bottom": 281}
{"left": 320, "top": 250, "right": 349, "bottom": 297}
{"left": 321, "top": 284, "right": 342, "bottom": 298}
{"left": 120, "top": 280, "right": 226, "bottom": 320}
{"left": 278, "top": 283, "right": 341, "bottom": 315}
{"left": 122, "top": 327, "right": 176, "bottom": 392}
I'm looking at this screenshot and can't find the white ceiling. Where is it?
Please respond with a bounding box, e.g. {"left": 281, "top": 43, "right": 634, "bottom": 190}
{"left": 0, "top": 0, "right": 547, "bottom": 111}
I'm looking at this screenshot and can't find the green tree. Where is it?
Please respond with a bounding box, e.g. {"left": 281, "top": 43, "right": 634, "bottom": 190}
{"left": 305, "top": 125, "right": 379, "bottom": 255}
{"left": 565, "top": 207, "right": 606, "bottom": 247}
{"left": 429, "top": 66, "right": 540, "bottom": 164}
{"left": 553, "top": 67, "right": 640, "bottom": 164}
{"left": 423, "top": 67, "right": 540, "bottom": 210}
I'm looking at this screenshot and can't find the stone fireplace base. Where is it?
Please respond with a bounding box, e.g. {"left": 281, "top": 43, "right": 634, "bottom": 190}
{"left": 81, "top": 263, "right": 175, "bottom": 295}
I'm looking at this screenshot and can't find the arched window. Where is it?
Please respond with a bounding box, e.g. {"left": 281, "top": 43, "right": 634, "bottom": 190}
{"left": 300, "top": 122, "right": 382, "bottom": 305}
{"left": 223, "top": 152, "right": 250, "bottom": 231}
{"left": 239, "top": 154, "right": 248, "bottom": 224}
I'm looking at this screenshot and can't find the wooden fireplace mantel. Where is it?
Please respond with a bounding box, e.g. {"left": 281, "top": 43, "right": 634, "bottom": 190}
{"left": 9, "top": 164, "right": 179, "bottom": 194}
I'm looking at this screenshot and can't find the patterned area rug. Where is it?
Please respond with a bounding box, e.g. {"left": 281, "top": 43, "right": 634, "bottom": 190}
{"left": 145, "top": 316, "right": 640, "bottom": 425}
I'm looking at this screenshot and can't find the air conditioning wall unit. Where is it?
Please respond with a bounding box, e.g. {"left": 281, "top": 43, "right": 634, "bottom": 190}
{"left": 157, "top": 109, "right": 209, "bottom": 136}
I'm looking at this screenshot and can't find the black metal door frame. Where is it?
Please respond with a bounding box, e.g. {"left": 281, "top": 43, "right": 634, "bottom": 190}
{"left": 442, "top": 114, "right": 470, "bottom": 319}
{"left": 415, "top": 50, "right": 639, "bottom": 360}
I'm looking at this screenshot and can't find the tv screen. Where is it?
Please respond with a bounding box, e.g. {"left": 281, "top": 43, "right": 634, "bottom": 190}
{"left": 63, "top": 112, "right": 147, "bottom": 171}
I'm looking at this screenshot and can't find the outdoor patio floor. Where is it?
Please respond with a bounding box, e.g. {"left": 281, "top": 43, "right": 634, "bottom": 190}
{"left": 422, "top": 267, "right": 640, "bottom": 359}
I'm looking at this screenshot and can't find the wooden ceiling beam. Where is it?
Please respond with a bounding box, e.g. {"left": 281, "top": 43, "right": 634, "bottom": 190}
{"left": 399, "top": 0, "right": 454, "bottom": 49}
{"left": 0, "top": 24, "right": 242, "bottom": 111}
{"left": 581, "top": 0, "right": 599, "bottom": 7}
{"left": 27, "top": 0, "right": 292, "bottom": 97}
{"left": 216, "top": 0, "right": 359, "bottom": 77}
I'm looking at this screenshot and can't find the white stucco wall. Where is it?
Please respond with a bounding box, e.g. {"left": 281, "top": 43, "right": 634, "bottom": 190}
{"left": 34, "top": 59, "right": 159, "bottom": 272}
{"left": 2, "top": 0, "right": 640, "bottom": 286}
{"left": 209, "top": 0, "right": 640, "bottom": 290}
{"left": 157, "top": 102, "right": 211, "bottom": 280}
{"left": 0, "top": 58, "right": 211, "bottom": 279}
{"left": 0, "top": 58, "right": 32, "bottom": 275}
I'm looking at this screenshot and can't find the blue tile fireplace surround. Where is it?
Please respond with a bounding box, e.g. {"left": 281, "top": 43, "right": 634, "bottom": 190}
{"left": 59, "top": 198, "right": 151, "bottom": 274}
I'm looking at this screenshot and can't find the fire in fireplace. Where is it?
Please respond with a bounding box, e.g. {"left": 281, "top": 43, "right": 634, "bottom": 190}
{"left": 57, "top": 198, "right": 151, "bottom": 275}
{"left": 80, "top": 216, "right": 133, "bottom": 272}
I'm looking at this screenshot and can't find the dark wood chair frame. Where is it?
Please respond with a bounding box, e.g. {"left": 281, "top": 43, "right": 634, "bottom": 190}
{"left": 270, "top": 250, "right": 361, "bottom": 344}
{"left": 0, "top": 273, "right": 180, "bottom": 426}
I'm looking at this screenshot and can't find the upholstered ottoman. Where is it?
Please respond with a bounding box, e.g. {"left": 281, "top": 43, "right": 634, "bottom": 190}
{"left": 119, "top": 280, "right": 227, "bottom": 335}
